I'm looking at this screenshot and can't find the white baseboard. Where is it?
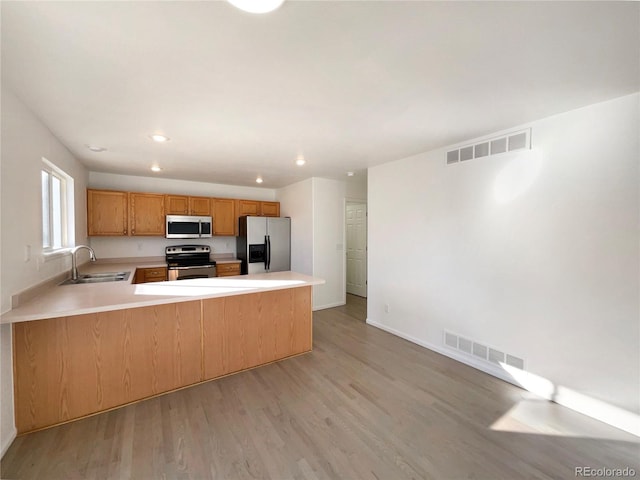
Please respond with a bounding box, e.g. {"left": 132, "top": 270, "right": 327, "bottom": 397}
{"left": 366, "top": 318, "right": 640, "bottom": 438}
{"left": 1, "top": 427, "right": 16, "bottom": 459}
{"left": 365, "top": 319, "right": 518, "bottom": 386}
{"left": 313, "top": 301, "right": 346, "bottom": 311}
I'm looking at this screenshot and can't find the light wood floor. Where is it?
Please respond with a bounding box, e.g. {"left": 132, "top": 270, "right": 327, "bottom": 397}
{"left": 2, "top": 295, "right": 638, "bottom": 479}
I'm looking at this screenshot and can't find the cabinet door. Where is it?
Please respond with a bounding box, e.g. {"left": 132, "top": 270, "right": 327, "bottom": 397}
{"left": 165, "top": 195, "right": 189, "bottom": 215}
{"left": 130, "top": 193, "right": 165, "bottom": 236}
{"left": 189, "top": 196, "right": 211, "bottom": 216}
{"left": 13, "top": 301, "right": 202, "bottom": 433}
{"left": 87, "top": 189, "right": 128, "bottom": 236}
{"left": 134, "top": 267, "right": 167, "bottom": 283}
{"left": 212, "top": 198, "right": 236, "bottom": 236}
{"left": 260, "top": 201, "right": 280, "bottom": 217}
{"left": 216, "top": 263, "right": 241, "bottom": 277}
{"left": 237, "top": 199, "right": 260, "bottom": 216}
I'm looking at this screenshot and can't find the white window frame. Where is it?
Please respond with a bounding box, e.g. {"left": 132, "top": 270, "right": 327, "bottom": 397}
{"left": 41, "top": 158, "right": 75, "bottom": 257}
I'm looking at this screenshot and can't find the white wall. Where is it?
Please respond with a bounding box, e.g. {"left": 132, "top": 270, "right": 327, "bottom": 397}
{"left": 312, "top": 177, "right": 347, "bottom": 309}
{"left": 277, "top": 177, "right": 347, "bottom": 310}
{"left": 0, "top": 87, "right": 89, "bottom": 456}
{"left": 368, "top": 94, "right": 639, "bottom": 417}
{"left": 277, "top": 178, "right": 313, "bottom": 275}
{"left": 346, "top": 173, "right": 367, "bottom": 202}
{"left": 88, "top": 172, "right": 277, "bottom": 258}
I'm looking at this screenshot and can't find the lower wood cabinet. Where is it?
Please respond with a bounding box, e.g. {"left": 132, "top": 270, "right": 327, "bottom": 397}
{"left": 202, "top": 287, "right": 312, "bottom": 380}
{"left": 134, "top": 266, "right": 167, "bottom": 283}
{"left": 13, "top": 301, "right": 202, "bottom": 433}
{"left": 216, "top": 263, "right": 241, "bottom": 277}
{"left": 12, "top": 286, "right": 312, "bottom": 434}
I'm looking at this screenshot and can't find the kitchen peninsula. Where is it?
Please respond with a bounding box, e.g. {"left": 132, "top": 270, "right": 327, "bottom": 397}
{"left": 1, "top": 264, "right": 323, "bottom": 434}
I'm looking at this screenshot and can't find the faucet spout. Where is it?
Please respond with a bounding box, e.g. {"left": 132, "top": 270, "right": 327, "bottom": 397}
{"left": 70, "top": 245, "right": 97, "bottom": 280}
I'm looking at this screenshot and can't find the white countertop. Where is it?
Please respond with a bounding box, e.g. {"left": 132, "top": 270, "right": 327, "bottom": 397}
{"left": 1, "top": 261, "right": 324, "bottom": 324}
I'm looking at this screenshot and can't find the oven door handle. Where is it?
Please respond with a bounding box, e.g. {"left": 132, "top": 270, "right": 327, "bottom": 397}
{"left": 168, "top": 265, "right": 216, "bottom": 270}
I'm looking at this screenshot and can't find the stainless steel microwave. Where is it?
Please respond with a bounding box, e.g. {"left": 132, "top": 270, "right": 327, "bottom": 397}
{"left": 166, "top": 215, "right": 213, "bottom": 238}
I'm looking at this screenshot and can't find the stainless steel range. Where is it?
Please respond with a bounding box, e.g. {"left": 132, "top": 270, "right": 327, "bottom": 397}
{"left": 165, "top": 245, "right": 217, "bottom": 281}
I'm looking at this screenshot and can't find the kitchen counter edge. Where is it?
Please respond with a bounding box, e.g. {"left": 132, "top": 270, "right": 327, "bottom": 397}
{"left": 1, "top": 268, "right": 324, "bottom": 324}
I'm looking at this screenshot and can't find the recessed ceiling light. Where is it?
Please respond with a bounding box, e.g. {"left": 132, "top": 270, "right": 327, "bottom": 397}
{"left": 151, "top": 165, "right": 162, "bottom": 172}
{"left": 150, "top": 134, "right": 170, "bottom": 143}
{"left": 85, "top": 145, "right": 106, "bottom": 153}
{"left": 347, "top": 171, "right": 355, "bottom": 177}
{"left": 295, "top": 155, "right": 306, "bottom": 166}
{"left": 256, "top": 177, "right": 264, "bottom": 184}
{"left": 227, "top": 0, "right": 285, "bottom": 14}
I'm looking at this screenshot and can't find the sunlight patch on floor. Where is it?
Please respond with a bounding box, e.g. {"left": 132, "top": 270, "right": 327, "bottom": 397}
{"left": 491, "top": 400, "right": 640, "bottom": 443}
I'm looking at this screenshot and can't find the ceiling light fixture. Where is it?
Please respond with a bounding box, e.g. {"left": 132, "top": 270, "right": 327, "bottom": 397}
{"left": 347, "top": 171, "right": 355, "bottom": 177}
{"left": 150, "top": 134, "right": 170, "bottom": 143}
{"left": 151, "top": 165, "right": 162, "bottom": 172}
{"left": 256, "top": 177, "right": 264, "bottom": 184}
{"left": 296, "top": 155, "right": 306, "bottom": 166}
{"left": 227, "top": 0, "right": 285, "bottom": 14}
{"left": 85, "top": 145, "right": 106, "bottom": 153}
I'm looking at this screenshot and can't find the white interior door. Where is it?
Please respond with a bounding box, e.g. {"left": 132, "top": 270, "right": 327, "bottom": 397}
{"left": 346, "top": 203, "right": 367, "bottom": 297}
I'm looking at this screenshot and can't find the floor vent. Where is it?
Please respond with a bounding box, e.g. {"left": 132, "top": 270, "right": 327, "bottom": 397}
{"left": 443, "top": 330, "right": 524, "bottom": 370}
{"left": 446, "top": 128, "right": 531, "bottom": 165}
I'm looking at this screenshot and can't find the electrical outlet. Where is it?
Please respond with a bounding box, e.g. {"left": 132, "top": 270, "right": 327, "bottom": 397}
{"left": 24, "top": 245, "right": 31, "bottom": 262}
{"left": 384, "top": 304, "right": 389, "bottom": 313}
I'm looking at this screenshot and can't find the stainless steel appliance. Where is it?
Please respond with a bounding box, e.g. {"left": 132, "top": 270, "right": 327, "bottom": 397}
{"left": 165, "top": 245, "right": 217, "bottom": 280}
{"left": 237, "top": 216, "right": 290, "bottom": 274}
{"left": 166, "top": 215, "right": 213, "bottom": 239}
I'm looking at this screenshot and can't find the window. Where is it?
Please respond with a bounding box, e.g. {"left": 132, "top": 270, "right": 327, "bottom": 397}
{"left": 41, "top": 158, "right": 74, "bottom": 252}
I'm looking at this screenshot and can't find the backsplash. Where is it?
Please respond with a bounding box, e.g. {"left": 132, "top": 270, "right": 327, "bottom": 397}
{"left": 88, "top": 236, "right": 236, "bottom": 259}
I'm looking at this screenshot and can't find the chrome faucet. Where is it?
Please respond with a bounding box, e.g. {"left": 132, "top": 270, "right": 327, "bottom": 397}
{"left": 70, "top": 245, "right": 97, "bottom": 280}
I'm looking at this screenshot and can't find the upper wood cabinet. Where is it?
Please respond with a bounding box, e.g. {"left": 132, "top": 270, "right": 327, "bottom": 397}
{"left": 165, "top": 195, "right": 189, "bottom": 215}
{"left": 129, "top": 193, "right": 165, "bottom": 236}
{"left": 87, "top": 189, "right": 129, "bottom": 236}
{"left": 212, "top": 198, "right": 236, "bottom": 236}
{"left": 166, "top": 195, "right": 211, "bottom": 216}
{"left": 189, "top": 196, "right": 211, "bottom": 216}
{"left": 88, "top": 189, "right": 279, "bottom": 237}
{"left": 237, "top": 199, "right": 260, "bottom": 216}
{"left": 260, "top": 201, "right": 280, "bottom": 217}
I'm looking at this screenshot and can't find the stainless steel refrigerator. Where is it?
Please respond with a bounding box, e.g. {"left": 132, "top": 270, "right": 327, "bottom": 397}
{"left": 236, "top": 216, "right": 291, "bottom": 274}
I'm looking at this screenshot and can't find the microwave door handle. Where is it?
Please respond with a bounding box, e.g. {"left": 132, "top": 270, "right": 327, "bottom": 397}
{"left": 198, "top": 220, "right": 202, "bottom": 238}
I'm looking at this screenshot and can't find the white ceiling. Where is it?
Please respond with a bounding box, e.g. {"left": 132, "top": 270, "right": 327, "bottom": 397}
{"left": 2, "top": 1, "right": 638, "bottom": 188}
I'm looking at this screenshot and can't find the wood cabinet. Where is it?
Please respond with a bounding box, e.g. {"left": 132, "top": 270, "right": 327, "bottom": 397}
{"left": 202, "top": 286, "right": 312, "bottom": 381}
{"left": 129, "top": 193, "right": 165, "bottom": 236}
{"left": 216, "top": 263, "right": 241, "bottom": 277}
{"left": 165, "top": 195, "right": 189, "bottom": 215}
{"left": 13, "top": 286, "right": 312, "bottom": 433}
{"left": 134, "top": 266, "right": 167, "bottom": 283}
{"left": 260, "top": 201, "right": 280, "bottom": 217}
{"left": 88, "top": 189, "right": 279, "bottom": 237}
{"left": 165, "top": 195, "right": 211, "bottom": 216}
{"left": 189, "top": 196, "right": 211, "bottom": 216}
{"left": 87, "top": 189, "right": 128, "bottom": 236}
{"left": 13, "top": 301, "right": 202, "bottom": 433}
{"left": 237, "top": 199, "right": 260, "bottom": 216}
{"left": 235, "top": 200, "right": 281, "bottom": 232}
{"left": 212, "top": 198, "right": 236, "bottom": 236}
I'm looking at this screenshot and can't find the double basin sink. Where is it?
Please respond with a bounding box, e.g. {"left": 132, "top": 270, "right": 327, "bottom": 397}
{"left": 60, "top": 271, "right": 131, "bottom": 285}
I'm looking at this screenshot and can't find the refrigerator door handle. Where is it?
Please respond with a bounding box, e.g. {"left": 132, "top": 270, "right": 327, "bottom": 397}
{"left": 267, "top": 235, "right": 271, "bottom": 270}
{"left": 264, "top": 235, "right": 268, "bottom": 270}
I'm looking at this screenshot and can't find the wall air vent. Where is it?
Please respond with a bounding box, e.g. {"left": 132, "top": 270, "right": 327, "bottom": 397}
{"left": 446, "top": 128, "right": 531, "bottom": 166}
{"left": 443, "top": 330, "right": 524, "bottom": 370}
